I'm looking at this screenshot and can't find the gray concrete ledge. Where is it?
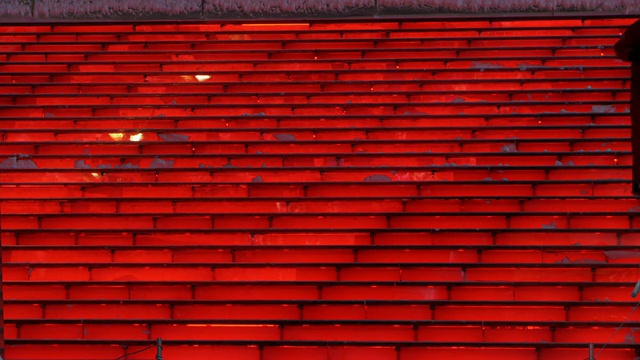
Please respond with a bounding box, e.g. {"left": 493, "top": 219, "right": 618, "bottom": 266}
{"left": 0, "top": 0, "right": 638, "bottom": 20}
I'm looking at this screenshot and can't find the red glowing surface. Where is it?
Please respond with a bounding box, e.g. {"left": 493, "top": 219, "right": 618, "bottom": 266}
{"left": 0, "top": 16, "right": 638, "bottom": 360}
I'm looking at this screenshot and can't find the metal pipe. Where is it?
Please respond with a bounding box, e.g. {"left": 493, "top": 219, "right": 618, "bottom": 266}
{"left": 632, "top": 279, "right": 640, "bottom": 298}
{"left": 156, "top": 338, "right": 163, "bottom": 360}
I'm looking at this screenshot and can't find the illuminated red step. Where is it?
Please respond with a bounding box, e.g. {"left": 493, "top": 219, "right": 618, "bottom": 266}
{"left": 3, "top": 246, "right": 640, "bottom": 265}
{"left": 1, "top": 91, "right": 624, "bottom": 104}
{"left": 0, "top": 212, "right": 638, "bottom": 230}
{"left": 0, "top": 181, "right": 635, "bottom": 198}
{"left": 0, "top": 139, "right": 630, "bottom": 155}
{"left": 0, "top": 78, "right": 624, "bottom": 94}
{"left": 3, "top": 279, "right": 639, "bottom": 299}
{"left": 0, "top": 228, "right": 636, "bottom": 245}
{"left": 2, "top": 196, "right": 638, "bottom": 214}
{"left": 0, "top": 153, "right": 628, "bottom": 168}
{"left": 3, "top": 321, "right": 640, "bottom": 344}
{"left": 4, "top": 300, "right": 640, "bottom": 324}
{"left": 2, "top": 262, "right": 640, "bottom": 282}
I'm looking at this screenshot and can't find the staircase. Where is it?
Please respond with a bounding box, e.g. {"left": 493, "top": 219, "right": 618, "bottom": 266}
{"left": 1, "top": 16, "right": 640, "bottom": 360}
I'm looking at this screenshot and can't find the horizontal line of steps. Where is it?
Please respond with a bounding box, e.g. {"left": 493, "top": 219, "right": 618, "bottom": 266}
{"left": 0, "top": 18, "right": 631, "bottom": 31}
{"left": 2, "top": 231, "right": 637, "bottom": 245}
{"left": 0, "top": 170, "right": 632, "bottom": 185}
{"left": 0, "top": 59, "right": 625, "bottom": 72}
{"left": 0, "top": 149, "right": 631, "bottom": 156}
{"left": 0, "top": 56, "right": 624, "bottom": 64}
{"left": 4, "top": 279, "right": 639, "bottom": 286}
{"left": 0, "top": 97, "right": 629, "bottom": 107}
{"left": 4, "top": 344, "right": 635, "bottom": 360}
{"left": 1, "top": 243, "right": 639, "bottom": 259}
{"left": 0, "top": 33, "right": 623, "bottom": 42}
{"left": 0, "top": 66, "right": 626, "bottom": 82}
{"left": 0, "top": 40, "right": 621, "bottom": 52}
{"left": 0, "top": 78, "right": 627, "bottom": 90}
{"left": 4, "top": 326, "right": 640, "bottom": 344}
{"left": 2, "top": 197, "right": 639, "bottom": 213}
{"left": 0, "top": 25, "right": 628, "bottom": 35}
{"left": 0, "top": 47, "right": 618, "bottom": 56}
{"left": 2, "top": 244, "right": 638, "bottom": 257}
{"left": 7, "top": 301, "right": 640, "bottom": 325}
{"left": 0, "top": 140, "right": 631, "bottom": 153}
{"left": 5, "top": 261, "right": 640, "bottom": 267}
{"left": 4, "top": 281, "right": 640, "bottom": 300}
{"left": 0, "top": 89, "right": 630, "bottom": 101}
{"left": 6, "top": 298, "right": 640, "bottom": 305}
{"left": 6, "top": 339, "right": 640, "bottom": 348}
{"left": 1, "top": 181, "right": 636, "bottom": 198}
{"left": 0, "top": 124, "right": 630, "bottom": 131}
{"left": 0, "top": 100, "right": 628, "bottom": 107}
{"left": 0, "top": 64, "right": 622, "bottom": 72}
{"left": 7, "top": 319, "right": 640, "bottom": 327}
{"left": 0, "top": 119, "right": 629, "bottom": 130}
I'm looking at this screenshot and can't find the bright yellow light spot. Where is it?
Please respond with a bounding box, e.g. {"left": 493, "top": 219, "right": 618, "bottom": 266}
{"left": 109, "top": 133, "right": 124, "bottom": 141}
{"left": 129, "top": 133, "right": 143, "bottom": 142}
{"left": 91, "top": 173, "right": 100, "bottom": 178}
{"left": 195, "top": 75, "right": 211, "bottom": 82}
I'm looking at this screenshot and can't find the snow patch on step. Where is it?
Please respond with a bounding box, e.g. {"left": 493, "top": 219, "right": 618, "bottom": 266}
{"left": 149, "top": 157, "right": 175, "bottom": 168}
{"left": 604, "top": 250, "right": 640, "bottom": 260}
{"left": 555, "top": 256, "right": 605, "bottom": 264}
{"left": 500, "top": 144, "right": 517, "bottom": 153}
{"left": 274, "top": 133, "right": 296, "bottom": 141}
{"left": 470, "top": 61, "right": 503, "bottom": 70}
{"left": 159, "top": 133, "right": 190, "bottom": 142}
{"left": 591, "top": 105, "right": 617, "bottom": 113}
{"left": 0, "top": 155, "right": 37, "bottom": 169}
{"left": 363, "top": 174, "right": 392, "bottom": 182}
{"left": 541, "top": 221, "right": 557, "bottom": 229}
